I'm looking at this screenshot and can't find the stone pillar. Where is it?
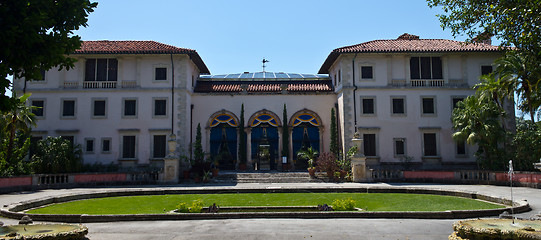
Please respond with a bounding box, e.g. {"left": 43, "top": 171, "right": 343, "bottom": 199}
{"left": 162, "top": 134, "right": 179, "bottom": 183}
{"left": 246, "top": 128, "right": 252, "bottom": 169}
{"left": 351, "top": 132, "right": 370, "bottom": 182}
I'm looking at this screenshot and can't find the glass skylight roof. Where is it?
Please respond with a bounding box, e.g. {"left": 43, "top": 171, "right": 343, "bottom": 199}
{"left": 200, "top": 72, "right": 330, "bottom": 80}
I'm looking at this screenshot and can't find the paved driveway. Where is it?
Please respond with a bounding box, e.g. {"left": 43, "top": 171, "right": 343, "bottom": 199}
{"left": 0, "top": 183, "right": 539, "bottom": 240}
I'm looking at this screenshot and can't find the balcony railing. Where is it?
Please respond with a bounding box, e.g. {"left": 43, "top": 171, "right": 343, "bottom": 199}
{"left": 84, "top": 81, "right": 117, "bottom": 89}
{"left": 391, "top": 79, "right": 449, "bottom": 87}
{"left": 63, "top": 80, "right": 140, "bottom": 89}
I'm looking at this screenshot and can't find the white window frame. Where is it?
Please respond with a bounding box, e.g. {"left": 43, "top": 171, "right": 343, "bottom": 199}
{"left": 92, "top": 98, "right": 108, "bottom": 119}
{"left": 152, "top": 98, "right": 168, "bottom": 118}
{"left": 122, "top": 98, "right": 138, "bottom": 119}
{"left": 421, "top": 96, "right": 437, "bottom": 116}
{"left": 420, "top": 131, "right": 440, "bottom": 157}
{"left": 359, "top": 63, "right": 375, "bottom": 81}
{"left": 153, "top": 64, "right": 169, "bottom": 82}
{"left": 360, "top": 96, "right": 377, "bottom": 116}
{"left": 85, "top": 137, "right": 95, "bottom": 154}
{"left": 119, "top": 134, "right": 138, "bottom": 160}
{"left": 150, "top": 130, "right": 169, "bottom": 160}
{"left": 390, "top": 96, "right": 407, "bottom": 116}
{"left": 101, "top": 137, "right": 112, "bottom": 154}
{"left": 60, "top": 98, "right": 77, "bottom": 119}
{"left": 393, "top": 138, "right": 406, "bottom": 157}
{"left": 30, "top": 98, "right": 46, "bottom": 119}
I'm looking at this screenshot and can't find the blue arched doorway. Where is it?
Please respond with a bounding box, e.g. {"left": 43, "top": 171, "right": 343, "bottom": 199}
{"left": 291, "top": 111, "right": 321, "bottom": 169}
{"left": 250, "top": 111, "right": 280, "bottom": 170}
{"left": 209, "top": 112, "right": 238, "bottom": 170}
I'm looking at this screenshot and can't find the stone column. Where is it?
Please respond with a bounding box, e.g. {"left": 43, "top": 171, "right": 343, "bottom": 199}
{"left": 351, "top": 132, "right": 370, "bottom": 182}
{"left": 246, "top": 128, "right": 252, "bottom": 169}
{"left": 162, "top": 134, "right": 179, "bottom": 183}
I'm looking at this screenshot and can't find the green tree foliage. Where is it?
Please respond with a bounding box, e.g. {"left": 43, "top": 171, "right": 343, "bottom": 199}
{"left": 452, "top": 95, "right": 507, "bottom": 170}
{"left": 281, "top": 104, "right": 289, "bottom": 158}
{"left": 330, "top": 108, "right": 339, "bottom": 156}
{"left": 513, "top": 118, "right": 541, "bottom": 171}
{"left": 194, "top": 123, "right": 204, "bottom": 164}
{"left": 493, "top": 51, "right": 541, "bottom": 123}
{"left": 32, "top": 137, "right": 82, "bottom": 174}
{"left": 297, "top": 147, "right": 318, "bottom": 169}
{"left": 0, "top": 93, "right": 36, "bottom": 175}
{"left": 0, "top": 0, "right": 97, "bottom": 111}
{"left": 238, "top": 104, "right": 247, "bottom": 164}
{"left": 427, "top": 0, "right": 541, "bottom": 53}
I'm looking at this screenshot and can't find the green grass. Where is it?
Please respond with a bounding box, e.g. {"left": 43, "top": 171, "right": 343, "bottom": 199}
{"left": 26, "top": 193, "right": 505, "bottom": 215}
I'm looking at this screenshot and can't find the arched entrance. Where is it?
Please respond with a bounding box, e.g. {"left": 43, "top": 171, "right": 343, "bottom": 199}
{"left": 291, "top": 110, "right": 321, "bottom": 169}
{"left": 249, "top": 111, "right": 280, "bottom": 170}
{"left": 209, "top": 111, "right": 238, "bottom": 170}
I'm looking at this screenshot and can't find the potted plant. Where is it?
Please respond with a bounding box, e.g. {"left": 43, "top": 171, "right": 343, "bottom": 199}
{"left": 297, "top": 147, "right": 318, "bottom": 178}
{"left": 203, "top": 171, "right": 211, "bottom": 183}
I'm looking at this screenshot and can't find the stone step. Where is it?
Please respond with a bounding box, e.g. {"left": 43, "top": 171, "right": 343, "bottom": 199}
{"left": 214, "top": 172, "right": 328, "bottom": 183}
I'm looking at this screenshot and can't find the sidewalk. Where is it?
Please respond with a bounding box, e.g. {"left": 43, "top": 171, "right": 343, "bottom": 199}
{"left": 0, "top": 182, "right": 539, "bottom": 239}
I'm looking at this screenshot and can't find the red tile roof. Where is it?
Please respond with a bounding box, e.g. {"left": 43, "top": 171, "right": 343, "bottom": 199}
{"left": 73, "top": 41, "right": 210, "bottom": 74}
{"left": 194, "top": 81, "right": 333, "bottom": 93}
{"left": 318, "top": 33, "right": 502, "bottom": 74}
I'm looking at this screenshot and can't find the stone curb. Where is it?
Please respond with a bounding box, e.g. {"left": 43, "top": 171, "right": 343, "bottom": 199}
{"left": 0, "top": 187, "right": 530, "bottom": 222}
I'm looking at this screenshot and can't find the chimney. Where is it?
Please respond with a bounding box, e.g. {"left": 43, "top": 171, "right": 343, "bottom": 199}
{"left": 473, "top": 32, "right": 493, "bottom": 45}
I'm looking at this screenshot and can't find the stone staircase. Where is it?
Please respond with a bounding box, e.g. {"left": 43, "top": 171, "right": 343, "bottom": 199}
{"left": 215, "top": 171, "right": 326, "bottom": 183}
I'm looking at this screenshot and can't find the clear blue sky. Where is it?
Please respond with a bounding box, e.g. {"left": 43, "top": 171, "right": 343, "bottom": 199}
{"left": 73, "top": 0, "right": 472, "bottom": 75}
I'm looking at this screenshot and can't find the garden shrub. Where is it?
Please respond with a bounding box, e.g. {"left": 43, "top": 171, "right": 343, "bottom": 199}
{"left": 176, "top": 199, "right": 204, "bottom": 213}
{"left": 316, "top": 152, "right": 338, "bottom": 174}
{"left": 332, "top": 198, "right": 356, "bottom": 211}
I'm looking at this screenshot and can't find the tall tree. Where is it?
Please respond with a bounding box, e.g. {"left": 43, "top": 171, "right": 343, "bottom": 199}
{"left": 427, "top": 0, "right": 541, "bottom": 53}
{"left": 281, "top": 104, "right": 289, "bottom": 158}
{"left": 493, "top": 51, "right": 541, "bottom": 123}
{"left": 194, "top": 124, "right": 204, "bottom": 164}
{"left": 330, "top": 108, "right": 339, "bottom": 156}
{"left": 0, "top": 93, "right": 37, "bottom": 171}
{"left": 0, "top": 0, "right": 97, "bottom": 112}
{"left": 238, "top": 104, "right": 247, "bottom": 165}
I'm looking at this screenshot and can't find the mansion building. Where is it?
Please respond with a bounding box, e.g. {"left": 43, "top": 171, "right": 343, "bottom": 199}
{"left": 15, "top": 33, "right": 506, "bottom": 171}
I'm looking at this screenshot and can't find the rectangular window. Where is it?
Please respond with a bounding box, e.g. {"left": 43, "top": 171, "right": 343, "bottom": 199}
{"left": 481, "top": 65, "right": 493, "bottom": 75}
{"left": 392, "top": 98, "right": 405, "bottom": 114}
{"left": 85, "top": 59, "right": 118, "bottom": 81}
{"left": 102, "top": 138, "right": 111, "bottom": 153}
{"left": 93, "top": 100, "right": 106, "bottom": 117}
{"left": 452, "top": 97, "right": 464, "bottom": 109}
{"left": 363, "top": 134, "right": 376, "bottom": 156}
{"left": 153, "top": 135, "right": 167, "bottom": 158}
{"left": 62, "top": 100, "right": 75, "bottom": 117}
{"left": 361, "top": 66, "right": 373, "bottom": 79}
{"left": 31, "top": 100, "right": 44, "bottom": 117}
{"left": 154, "top": 99, "right": 167, "bottom": 116}
{"left": 410, "top": 57, "right": 443, "bottom": 79}
{"left": 394, "top": 138, "right": 405, "bottom": 156}
{"left": 422, "top": 97, "right": 435, "bottom": 114}
{"left": 36, "top": 69, "right": 46, "bottom": 81}
{"left": 123, "top": 99, "right": 137, "bottom": 117}
{"left": 423, "top": 133, "right": 437, "bottom": 156}
{"left": 85, "top": 139, "right": 94, "bottom": 153}
{"left": 155, "top": 67, "right": 167, "bottom": 80}
{"left": 61, "top": 136, "right": 75, "bottom": 147}
{"left": 362, "top": 98, "right": 375, "bottom": 114}
{"left": 456, "top": 140, "right": 466, "bottom": 155}
{"left": 122, "top": 135, "right": 136, "bottom": 159}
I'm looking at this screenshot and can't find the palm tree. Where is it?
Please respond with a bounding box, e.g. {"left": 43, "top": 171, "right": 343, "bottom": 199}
{"left": 297, "top": 147, "right": 318, "bottom": 169}
{"left": 494, "top": 51, "right": 541, "bottom": 123}
{"left": 452, "top": 95, "right": 506, "bottom": 170}
{"left": 1, "top": 93, "right": 37, "bottom": 168}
